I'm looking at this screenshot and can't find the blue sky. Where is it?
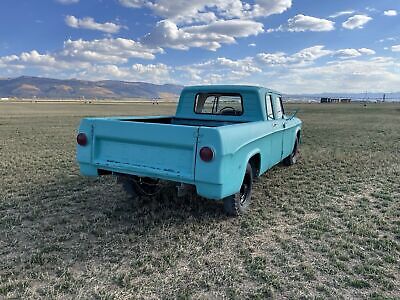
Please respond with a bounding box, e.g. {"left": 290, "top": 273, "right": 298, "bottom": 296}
{"left": 0, "top": 0, "right": 399, "bottom": 93}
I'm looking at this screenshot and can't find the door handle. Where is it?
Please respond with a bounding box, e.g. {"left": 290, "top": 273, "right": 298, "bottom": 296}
{"left": 273, "top": 123, "right": 277, "bottom": 127}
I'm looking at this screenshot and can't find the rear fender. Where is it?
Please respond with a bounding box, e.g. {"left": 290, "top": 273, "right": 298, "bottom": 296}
{"left": 76, "top": 119, "right": 93, "bottom": 164}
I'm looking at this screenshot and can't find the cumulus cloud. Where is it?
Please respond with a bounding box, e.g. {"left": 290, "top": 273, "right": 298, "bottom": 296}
{"left": 142, "top": 19, "right": 263, "bottom": 51}
{"left": 60, "top": 38, "right": 163, "bottom": 62}
{"left": 342, "top": 15, "right": 372, "bottom": 29}
{"left": 79, "top": 63, "right": 171, "bottom": 83}
{"left": 335, "top": 49, "right": 363, "bottom": 59}
{"left": 268, "top": 14, "right": 335, "bottom": 32}
{"left": 256, "top": 46, "right": 377, "bottom": 66}
{"left": 329, "top": 10, "right": 355, "bottom": 18}
{"left": 257, "top": 46, "right": 333, "bottom": 66}
{"left": 0, "top": 37, "right": 163, "bottom": 75}
{"left": 175, "top": 49, "right": 399, "bottom": 92}
{"left": 271, "top": 57, "right": 400, "bottom": 93}
{"left": 392, "top": 45, "right": 400, "bottom": 52}
{"left": 2, "top": 43, "right": 399, "bottom": 93}
{"left": 119, "top": 0, "right": 292, "bottom": 24}
{"left": 384, "top": 10, "right": 397, "bottom": 16}
{"left": 358, "top": 48, "right": 376, "bottom": 55}
{"left": 0, "top": 50, "right": 85, "bottom": 71}
{"left": 65, "top": 16, "right": 122, "bottom": 33}
{"left": 119, "top": 1, "right": 290, "bottom": 51}
{"left": 178, "top": 56, "right": 261, "bottom": 84}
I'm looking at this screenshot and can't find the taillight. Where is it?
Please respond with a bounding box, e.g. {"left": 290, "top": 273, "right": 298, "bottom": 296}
{"left": 77, "top": 133, "right": 87, "bottom": 146}
{"left": 199, "top": 147, "right": 214, "bottom": 162}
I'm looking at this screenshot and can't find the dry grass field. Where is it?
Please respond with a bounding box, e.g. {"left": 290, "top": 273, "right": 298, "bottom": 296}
{"left": 0, "top": 101, "right": 399, "bottom": 299}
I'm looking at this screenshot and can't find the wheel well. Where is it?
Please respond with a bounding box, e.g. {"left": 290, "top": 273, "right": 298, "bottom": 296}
{"left": 248, "top": 153, "right": 261, "bottom": 178}
{"left": 296, "top": 130, "right": 301, "bottom": 143}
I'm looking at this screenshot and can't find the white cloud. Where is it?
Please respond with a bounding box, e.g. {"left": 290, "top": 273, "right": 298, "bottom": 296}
{"left": 81, "top": 63, "right": 171, "bottom": 83}
{"left": 142, "top": 19, "right": 263, "bottom": 51}
{"left": 269, "top": 14, "right": 335, "bottom": 32}
{"left": 65, "top": 16, "right": 122, "bottom": 33}
{"left": 0, "top": 50, "right": 85, "bottom": 72}
{"left": 0, "top": 51, "right": 57, "bottom": 68}
{"left": 60, "top": 38, "right": 163, "bottom": 62}
{"left": 392, "top": 45, "right": 400, "bottom": 52}
{"left": 272, "top": 57, "right": 400, "bottom": 93}
{"left": 119, "top": 0, "right": 292, "bottom": 24}
{"left": 2, "top": 44, "right": 400, "bottom": 94}
{"left": 118, "top": 0, "right": 146, "bottom": 8}
{"left": 256, "top": 46, "right": 377, "bottom": 66}
{"left": 342, "top": 15, "right": 372, "bottom": 29}
{"left": 379, "top": 37, "right": 396, "bottom": 43}
{"left": 176, "top": 50, "right": 400, "bottom": 93}
{"left": 177, "top": 56, "right": 261, "bottom": 84}
{"left": 248, "top": 43, "right": 256, "bottom": 47}
{"left": 257, "top": 45, "right": 333, "bottom": 66}
{"left": 119, "top": 0, "right": 290, "bottom": 51}
{"left": 0, "top": 37, "right": 164, "bottom": 75}
{"left": 335, "top": 48, "right": 362, "bottom": 59}
{"left": 384, "top": 10, "right": 397, "bottom": 16}
{"left": 247, "top": 0, "right": 292, "bottom": 18}
{"left": 56, "top": 0, "right": 79, "bottom": 4}
{"left": 329, "top": 10, "right": 355, "bottom": 18}
{"left": 358, "top": 48, "right": 376, "bottom": 55}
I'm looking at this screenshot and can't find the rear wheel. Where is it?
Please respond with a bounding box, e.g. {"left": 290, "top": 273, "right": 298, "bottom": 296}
{"left": 283, "top": 136, "right": 300, "bottom": 166}
{"left": 223, "top": 163, "right": 253, "bottom": 216}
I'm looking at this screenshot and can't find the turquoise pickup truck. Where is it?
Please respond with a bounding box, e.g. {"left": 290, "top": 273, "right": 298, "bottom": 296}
{"left": 76, "top": 85, "right": 302, "bottom": 216}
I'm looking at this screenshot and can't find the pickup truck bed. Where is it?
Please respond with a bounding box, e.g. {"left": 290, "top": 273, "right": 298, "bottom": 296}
{"left": 78, "top": 116, "right": 243, "bottom": 185}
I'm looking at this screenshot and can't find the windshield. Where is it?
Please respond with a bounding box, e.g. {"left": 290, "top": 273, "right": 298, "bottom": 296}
{"left": 194, "top": 93, "right": 243, "bottom": 116}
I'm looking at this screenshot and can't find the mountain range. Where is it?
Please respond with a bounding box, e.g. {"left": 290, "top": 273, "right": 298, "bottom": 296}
{"left": 0, "top": 76, "right": 183, "bottom": 99}
{"left": 0, "top": 76, "right": 399, "bottom": 101}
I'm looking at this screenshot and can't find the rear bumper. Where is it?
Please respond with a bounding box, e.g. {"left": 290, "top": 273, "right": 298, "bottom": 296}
{"left": 195, "top": 182, "right": 225, "bottom": 200}
{"left": 78, "top": 162, "right": 226, "bottom": 200}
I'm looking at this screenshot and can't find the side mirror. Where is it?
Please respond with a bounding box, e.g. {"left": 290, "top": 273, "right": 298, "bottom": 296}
{"left": 287, "top": 109, "right": 299, "bottom": 120}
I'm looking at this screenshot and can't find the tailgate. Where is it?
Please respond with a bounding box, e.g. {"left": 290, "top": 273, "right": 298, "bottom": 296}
{"left": 92, "top": 119, "right": 199, "bottom": 182}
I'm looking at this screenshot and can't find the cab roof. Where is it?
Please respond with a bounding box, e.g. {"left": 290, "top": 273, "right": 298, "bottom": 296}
{"left": 182, "top": 85, "right": 281, "bottom": 95}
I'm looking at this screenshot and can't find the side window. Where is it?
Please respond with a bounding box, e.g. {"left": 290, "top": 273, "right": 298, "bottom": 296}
{"left": 279, "top": 96, "right": 285, "bottom": 115}
{"left": 274, "top": 95, "right": 284, "bottom": 119}
{"left": 265, "top": 94, "right": 274, "bottom": 120}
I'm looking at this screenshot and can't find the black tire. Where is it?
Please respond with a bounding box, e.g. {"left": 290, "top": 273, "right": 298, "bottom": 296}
{"left": 283, "top": 136, "right": 300, "bottom": 166}
{"left": 223, "top": 163, "right": 253, "bottom": 216}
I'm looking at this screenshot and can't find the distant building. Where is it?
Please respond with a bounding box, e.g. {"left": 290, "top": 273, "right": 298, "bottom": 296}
{"left": 320, "top": 97, "right": 351, "bottom": 103}
{"left": 1, "top": 97, "right": 9, "bottom": 101}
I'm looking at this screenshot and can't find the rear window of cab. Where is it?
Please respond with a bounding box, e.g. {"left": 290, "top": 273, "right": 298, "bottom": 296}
{"left": 194, "top": 93, "right": 243, "bottom": 116}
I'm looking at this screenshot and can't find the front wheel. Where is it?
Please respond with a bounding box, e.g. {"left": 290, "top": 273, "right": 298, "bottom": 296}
{"left": 223, "top": 163, "right": 253, "bottom": 216}
{"left": 283, "top": 136, "right": 300, "bottom": 166}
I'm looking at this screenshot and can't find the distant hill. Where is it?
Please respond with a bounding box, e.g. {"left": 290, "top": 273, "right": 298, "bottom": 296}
{"left": 286, "top": 92, "right": 400, "bottom": 102}
{"left": 1, "top": 76, "right": 399, "bottom": 102}
{"left": 0, "top": 76, "right": 183, "bottom": 100}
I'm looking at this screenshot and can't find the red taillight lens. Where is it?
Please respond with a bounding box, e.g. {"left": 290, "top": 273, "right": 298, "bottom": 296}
{"left": 199, "top": 147, "right": 214, "bottom": 162}
{"left": 77, "top": 133, "right": 87, "bottom": 146}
